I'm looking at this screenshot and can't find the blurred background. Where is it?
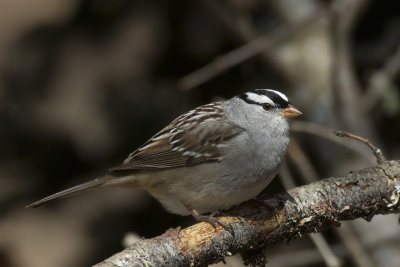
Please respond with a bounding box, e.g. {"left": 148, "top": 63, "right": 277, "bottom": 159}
{"left": 1, "top": 0, "right": 400, "bottom": 266}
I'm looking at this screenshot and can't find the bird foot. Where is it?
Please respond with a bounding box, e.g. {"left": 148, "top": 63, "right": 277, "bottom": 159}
{"left": 190, "top": 209, "right": 234, "bottom": 236}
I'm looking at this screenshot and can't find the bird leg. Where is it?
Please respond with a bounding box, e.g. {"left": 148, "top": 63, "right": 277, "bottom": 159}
{"left": 184, "top": 204, "right": 234, "bottom": 236}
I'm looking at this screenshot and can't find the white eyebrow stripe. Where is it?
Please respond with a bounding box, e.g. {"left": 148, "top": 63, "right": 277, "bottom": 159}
{"left": 246, "top": 92, "right": 274, "bottom": 105}
{"left": 265, "top": 89, "right": 288, "bottom": 102}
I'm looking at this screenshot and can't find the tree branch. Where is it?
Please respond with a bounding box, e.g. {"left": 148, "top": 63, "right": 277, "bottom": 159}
{"left": 94, "top": 160, "right": 400, "bottom": 267}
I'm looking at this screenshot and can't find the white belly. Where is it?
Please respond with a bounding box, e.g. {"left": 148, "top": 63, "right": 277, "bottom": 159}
{"left": 115, "top": 129, "right": 288, "bottom": 216}
{"left": 142, "top": 162, "right": 278, "bottom": 215}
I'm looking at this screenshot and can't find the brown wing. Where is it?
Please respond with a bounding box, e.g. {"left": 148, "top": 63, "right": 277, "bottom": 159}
{"left": 109, "top": 103, "right": 244, "bottom": 172}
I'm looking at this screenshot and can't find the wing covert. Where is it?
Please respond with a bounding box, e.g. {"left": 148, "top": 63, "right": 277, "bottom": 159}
{"left": 109, "top": 102, "right": 244, "bottom": 172}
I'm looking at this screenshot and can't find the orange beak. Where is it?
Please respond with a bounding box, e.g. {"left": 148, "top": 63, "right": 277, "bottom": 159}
{"left": 281, "top": 104, "right": 302, "bottom": 118}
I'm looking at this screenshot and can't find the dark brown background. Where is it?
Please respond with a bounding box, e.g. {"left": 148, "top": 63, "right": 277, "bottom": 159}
{"left": 1, "top": 1, "right": 399, "bottom": 266}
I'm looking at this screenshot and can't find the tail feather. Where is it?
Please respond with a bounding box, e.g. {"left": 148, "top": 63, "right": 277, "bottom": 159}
{"left": 26, "top": 176, "right": 110, "bottom": 208}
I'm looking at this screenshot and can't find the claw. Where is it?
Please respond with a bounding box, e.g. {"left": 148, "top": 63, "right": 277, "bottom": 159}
{"left": 189, "top": 208, "right": 235, "bottom": 236}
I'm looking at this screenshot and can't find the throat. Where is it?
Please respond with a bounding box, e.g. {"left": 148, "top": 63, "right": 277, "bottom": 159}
{"left": 250, "top": 120, "right": 290, "bottom": 167}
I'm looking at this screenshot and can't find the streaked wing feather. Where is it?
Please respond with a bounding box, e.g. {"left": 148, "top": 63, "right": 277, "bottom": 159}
{"left": 109, "top": 102, "right": 244, "bottom": 172}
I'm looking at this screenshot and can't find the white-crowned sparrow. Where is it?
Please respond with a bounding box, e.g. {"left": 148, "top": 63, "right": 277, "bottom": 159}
{"left": 28, "top": 89, "right": 301, "bottom": 229}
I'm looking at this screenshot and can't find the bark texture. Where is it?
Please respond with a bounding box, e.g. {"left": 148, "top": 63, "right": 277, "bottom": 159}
{"left": 94, "top": 160, "right": 400, "bottom": 267}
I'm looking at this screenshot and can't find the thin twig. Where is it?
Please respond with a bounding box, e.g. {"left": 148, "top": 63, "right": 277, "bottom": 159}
{"left": 288, "top": 137, "right": 376, "bottom": 267}
{"left": 201, "top": 0, "right": 257, "bottom": 41}
{"left": 333, "top": 130, "right": 386, "bottom": 164}
{"left": 280, "top": 163, "right": 342, "bottom": 267}
{"left": 198, "top": 0, "right": 291, "bottom": 82}
{"left": 330, "top": 0, "right": 376, "bottom": 139}
{"left": 309, "top": 233, "right": 342, "bottom": 267}
{"left": 333, "top": 223, "right": 375, "bottom": 267}
{"left": 287, "top": 138, "right": 319, "bottom": 183}
{"left": 178, "top": 11, "right": 324, "bottom": 91}
{"left": 279, "top": 162, "right": 297, "bottom": 190}
{"left": 291, "top": 121, "right": 375, "bottom": 164}
{"left": 268, "top": 246, "right": 346, "bottom": 267}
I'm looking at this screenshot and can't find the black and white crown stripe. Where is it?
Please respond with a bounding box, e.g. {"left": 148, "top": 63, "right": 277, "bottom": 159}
{"left": 240, "top": 89, "right": 289, "bottom": 108}
{"left": 136, "top": 90, "right": 289, "bottom": 161}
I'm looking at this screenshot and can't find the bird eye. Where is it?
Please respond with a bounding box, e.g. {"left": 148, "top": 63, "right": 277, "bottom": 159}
{"left": 262, "top": 103, "right": 272, "bottom": 110}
